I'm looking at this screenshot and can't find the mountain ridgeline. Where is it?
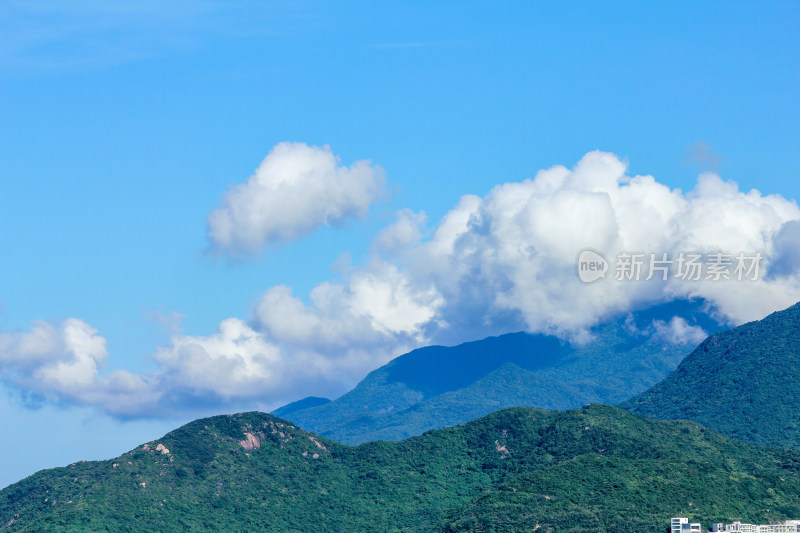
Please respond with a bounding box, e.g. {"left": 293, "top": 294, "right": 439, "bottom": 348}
{"left": 622, "top": 301, "right": 800, "bottom": 448}
{"left": 279, "top": 300, "right": 722, "bottom": 444}
{"left": 3, "top": 405, "right": 800, "bottom": 532}
{"left": 271, "top": 396, "right": 331, "bottom": 418}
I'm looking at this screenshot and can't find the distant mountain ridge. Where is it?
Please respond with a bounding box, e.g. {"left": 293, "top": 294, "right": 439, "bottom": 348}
{"left": 271, "top": 396, "right": 330, "bottom": 418}
{"left": 279, "top": 300, "right": 723, "bottom": 444}
{"left": 622, "top": 301, "right": 800, "bottom": 448}
{"left": 3, "top": 405, "right": 800, "bottom": 532}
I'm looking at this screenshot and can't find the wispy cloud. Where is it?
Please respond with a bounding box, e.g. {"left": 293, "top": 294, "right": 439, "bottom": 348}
{"left": 685, "top": 141, "right": 725, "bottom": 172}
{"left": 145, "top": 310, "right": 185, "bottom": 336}
{"left": 0, "top": 0, "right": 314, "bottom": 73}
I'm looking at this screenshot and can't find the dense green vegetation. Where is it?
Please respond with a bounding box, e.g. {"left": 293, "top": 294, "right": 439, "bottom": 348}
{"left": 622, "top": 302, "right": 800, "bottom": 448}
{"left": 3, "top": 405, "right": 800, "bottom": 532}
{"left": 284, "top": 301, "right": 719, "bottom": 444}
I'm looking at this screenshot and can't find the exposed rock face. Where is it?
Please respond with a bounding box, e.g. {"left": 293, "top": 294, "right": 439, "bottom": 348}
{"left": 308, "top": 436, "right": 329, "bottom": 454}
{"left": 155, "top": 443, "right": 170, "bottom": 455}
{"left": 494, "top": 440, "right": 510, "bottom": 459}
{"left": 239, "top": 432, "right": 261, "bottom": 451}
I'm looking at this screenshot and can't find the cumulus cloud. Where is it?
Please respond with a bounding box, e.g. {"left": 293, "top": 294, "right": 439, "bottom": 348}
{"left": 0, "top": 317, "right": 316, "bottom": 416}
{"left": 207, "top": 142, "right": 386, "bottom": 254}
{"left": 0, "top": 262, "right": 444, "bottom": 416}
{"left": 369, "top": 151, "right": 800, "bottom": 338}
{"left": 373, "top": 209, "right": 427, "bottom": 255}
{"left": 153, "top": 319, "right": 276, "bottom": 396}
{"left": 5, "top": 150, "right": 800, "bottom": 418}
{"left": 254, "top": 264, "right": 442, "bottom": 344}
{"left": 248, "top": 150, "right": 800, "bottom": 350}
{"left": 651, "top": 317, "right": 708, "bottom": 346}
{"left": 248, "top": 262, "right": 443, "bottom": 395}
{"left": 0, "top": 319, "right": 159, "bottom": 416}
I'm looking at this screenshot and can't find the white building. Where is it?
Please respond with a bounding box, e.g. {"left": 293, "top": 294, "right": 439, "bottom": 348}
{"left": 707, "top": 519, "right": 800, "bottom": 532}
{"left": 673, "top": 517, "right": 702, "bottom": 532}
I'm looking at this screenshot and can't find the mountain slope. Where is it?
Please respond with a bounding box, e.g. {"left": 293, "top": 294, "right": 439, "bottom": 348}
{"left": 622, "top": 301, "right": 800, "bottom": 448}
{"left": 284, "top": 301, "right": 721, "bottom": 444}
{"left": 3, "top": 405, "right": 800, "bottom": 532}
{"left": 271, "top": 396, "right": 330, "bottom": 418}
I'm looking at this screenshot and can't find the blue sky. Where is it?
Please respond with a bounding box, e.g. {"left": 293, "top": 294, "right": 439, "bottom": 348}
{"left": 1, "top": 1, "right": 799, "bottom": 488}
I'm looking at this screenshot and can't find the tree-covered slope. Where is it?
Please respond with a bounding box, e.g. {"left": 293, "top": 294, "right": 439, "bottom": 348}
{"left": 284, "top": 300, "right": 720, "bottom": 444}
{"left": 3, "top": 405, "right": 800, "bottom": 532}
{"left": 622, "top": 301, "right": 800, "bottom": 448}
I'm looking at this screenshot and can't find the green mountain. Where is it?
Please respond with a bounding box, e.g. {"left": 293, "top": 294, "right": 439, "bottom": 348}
{"left": 622, "top": 301, "right": 800, "bottom": 448}
{"left": 4, "top": 405, "right": 800, "bottom": 532}
{"left": 282, "top": 301, "right": 720, "bottom": 444}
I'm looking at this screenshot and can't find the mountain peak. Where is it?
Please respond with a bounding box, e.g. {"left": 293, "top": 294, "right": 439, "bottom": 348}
{"left": 271, "top": 396, "right": 331, "bottom": 418}
{"left": 281, "top": 300, "right": 722, "bottom": 444}
{"left": 622, "top": 300, "right": 800, "bottom": 447}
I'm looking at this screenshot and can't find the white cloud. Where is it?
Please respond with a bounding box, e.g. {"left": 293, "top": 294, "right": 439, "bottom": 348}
{"left": 253, "top": 261, "right": 443, "bottom": 344}
{"left": 153, "top": 318, "right": 282, "bottom": 398}
{"left": 0, "top": 319, "right": 159, "bottom": 416}
{"left": 0, "top": 317, "right": 330, "bottom": 416}
{"left": 207, "top": 142, "right": 386, "bottom": 254}
{"left": 382, "top": 151, "right": 800, "bottom": 337}
{"left": 5, "top": 150, "right": 800, "bottom": 418}
{"left": 373, "top": 208, "right": 426, "bottom": 255}
{"left": 651, "top": 316, "right": 708, "bottom": 346}
{"left": 0, "top": 319, "right": 107, "bottom": 387}
{"left": 34, "top": 319, "right": 107, "bottom": 388}
{"left": 249, "top": 261, "right": 442, "bottom": 391}
{"left": 346, "top": 263, "right": 443, "bottom": 338}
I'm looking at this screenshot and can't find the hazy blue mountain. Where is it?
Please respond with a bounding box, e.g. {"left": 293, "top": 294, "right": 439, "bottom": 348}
{"left": 4, "top": 405, "right": 800, "bottom": 532}
{"left": 282, "top": 300, "right": 723, "bottom": 444}
{"left": 271, "top": 396, "right": 330, "bottom": 418}
{"left": 622, "top": 301, "right": 800, "bottom": 448}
